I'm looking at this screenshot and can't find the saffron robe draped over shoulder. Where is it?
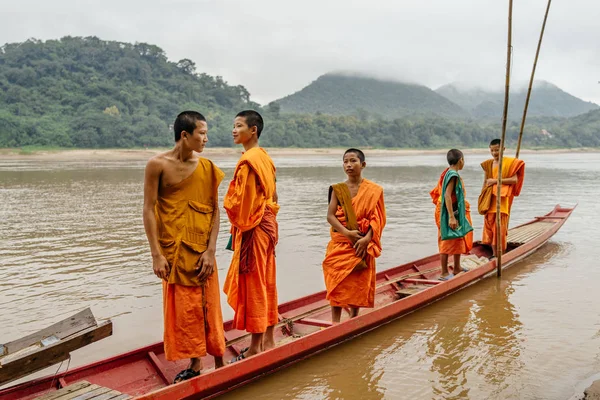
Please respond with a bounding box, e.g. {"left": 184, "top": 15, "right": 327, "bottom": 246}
{"left": 155, "top": 158, "right": 226, "bottom": 361}
{"left": 430, "top": 168, "right": 473, "bottom": 255}
{"left": 223, "top": 147, "right": 280, "bottom": 333}
{"left": 478, "top": 157, "right": 526, "bottom": 251}
{"left": 322, "top": 179, "right": 386, "bottom": 308}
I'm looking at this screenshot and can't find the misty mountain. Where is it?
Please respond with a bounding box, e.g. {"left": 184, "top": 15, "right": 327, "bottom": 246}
{"left": 274, "top": 73, "right": 469, "bottom": 119}
{"left": 436, "top": 81, "right": 599, "bottom": 119}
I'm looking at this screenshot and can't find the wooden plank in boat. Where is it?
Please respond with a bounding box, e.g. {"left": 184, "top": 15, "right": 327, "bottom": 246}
{"left": 396, "top": 285, "right": 430, "bottom": 297}
{"left": 34, "top": 381, "right": 130, "bottom": 400}
{"left": 0, "top": 321, "right": 113, "bottom": 386}
{"left": 1, "top": 309, "right": 96, "bottom": 357}
{"left": 35, "top": 381, "right": 93, "bottom": 400}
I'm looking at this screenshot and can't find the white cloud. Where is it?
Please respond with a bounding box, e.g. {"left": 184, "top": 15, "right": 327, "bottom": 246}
{"left": 1, "top": 0, "right": 598, "bottom": 105}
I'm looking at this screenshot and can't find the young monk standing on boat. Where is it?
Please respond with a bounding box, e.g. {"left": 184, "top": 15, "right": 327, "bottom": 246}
{"left": 430, "top": 149, "right": 474, "bottom": 281}
{"left": 143, "top": 111, "right": 225, "bottom": 383}
{"left": 223, "top": 110, "right": 279, "bottom": 362}
{"left": 478, "top": 139, "right": 526, "bottom": 257}
{"left": 322, "top": 149, "right": 386, "bottom": 324}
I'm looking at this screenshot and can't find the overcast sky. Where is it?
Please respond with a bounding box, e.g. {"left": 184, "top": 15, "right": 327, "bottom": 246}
{"left": 2, "top": 0, "right": 598, "bottom": 106}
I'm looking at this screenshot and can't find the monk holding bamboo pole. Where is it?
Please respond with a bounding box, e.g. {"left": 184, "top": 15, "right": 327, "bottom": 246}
{"left": 224, "top": 110, "right": 280, "bottom": 362}
{"left": 478, "top": 139, "right": 526, "bottom": 258}
{"left": 322, "top": 149, "right": 386, "bottom": 324}
{"left": 143, "top": 111, "right": 225, "bottom": 383}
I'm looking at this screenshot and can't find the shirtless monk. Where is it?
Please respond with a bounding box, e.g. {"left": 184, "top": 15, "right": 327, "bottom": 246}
{"left": 223, "top": 110, "right": 279, "bottom": 362}
{"left": 142, "top": 111, "right": 225, "bottom": 383}
{"left": 430, "top": 149, "right": 474, "bottom": 281}
{"left": 322, "top": 148, "right": 386, "bottom": 324}
{"left": 478, "top": 138, "right": 526, "bottom": 257}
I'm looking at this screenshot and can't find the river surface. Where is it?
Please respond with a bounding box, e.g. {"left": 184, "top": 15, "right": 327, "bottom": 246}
{"left": 0, "top": 152, "right": 598, "bottom": 399}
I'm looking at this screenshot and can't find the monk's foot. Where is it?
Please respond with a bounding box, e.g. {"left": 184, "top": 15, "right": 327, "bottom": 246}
{"left": 230, "top": 347, "right": 260, "bottom": 363}
{"left": 214, "top": 356, "right": 225, "bottom": 369}
{"left": 263, "top": 338, "right": 276, "bottom": 351}
{"left": 189, "top": 358, "right": 202, "bottom": 372}
{"left": 438, "top": 273, "right": 454, "bottom": 281}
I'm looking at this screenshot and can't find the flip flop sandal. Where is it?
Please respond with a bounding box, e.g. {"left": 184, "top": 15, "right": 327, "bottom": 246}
{"left": 438, "top": 273, "right": 454, "bottom": 281}
{"left": 173, "top": 368, "right": 200, "bottom": 384}
{"left": 230, "top": 351, "right": 247, "bottom": 364}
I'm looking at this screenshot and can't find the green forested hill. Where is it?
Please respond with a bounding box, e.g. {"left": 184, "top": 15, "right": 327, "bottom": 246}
{"left": 0, "top": 37, "right": 257, "bottom": 147}
{"left": 436, "top": 81, "right": 599, "bottom": 119}
{"left": 274, "top": 74, "right": 469, "bottom": 119}
{"left": 0, "top": 38, "right": 599, "bottom": 149}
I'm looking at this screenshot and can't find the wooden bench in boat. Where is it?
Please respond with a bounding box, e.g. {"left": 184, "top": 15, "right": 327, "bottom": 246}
{"left": 34, "top": 381, "right": 130, "bottom": 400}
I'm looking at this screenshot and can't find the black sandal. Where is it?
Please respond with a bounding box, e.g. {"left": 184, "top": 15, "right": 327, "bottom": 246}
{"left": 230, "top": 351, "right": 247, "bottom": 364}
{"left": 173, "top": 368, "right": 200, "bottom": 383}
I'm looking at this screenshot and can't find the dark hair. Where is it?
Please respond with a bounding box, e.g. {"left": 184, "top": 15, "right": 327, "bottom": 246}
{"left": 344, "top": 148, "right": 365, "bottom": 163}
{"left": 174, "top": 111, "right": 206, "bottom": 142}
{"left": 490, "top": 138, "right": 502, "bottom": 146}
{"left": 447, "top": 149, "right": 464, "bottom": 166}
{"left": 236, "top": 110, "right": 264, "bottom": 138}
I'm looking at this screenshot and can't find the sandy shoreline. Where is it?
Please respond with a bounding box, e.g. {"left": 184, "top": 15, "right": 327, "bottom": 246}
{"left": 0, "top": 147, "right": 598, "bottom": 161}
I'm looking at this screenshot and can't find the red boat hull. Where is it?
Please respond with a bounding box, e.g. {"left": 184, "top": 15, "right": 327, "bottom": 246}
{"left": 0, "top": 205, "right": 574, "bottom": 400}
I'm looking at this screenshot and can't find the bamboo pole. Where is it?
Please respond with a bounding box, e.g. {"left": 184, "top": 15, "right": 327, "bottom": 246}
{"left": 497, "top": 0, "right": 513, "bottom": 278}
{"left": 516, "top": 0, "right": 552, "bottom": 158}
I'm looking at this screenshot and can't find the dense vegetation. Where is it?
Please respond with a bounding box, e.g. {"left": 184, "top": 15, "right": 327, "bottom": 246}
{"left": 0, "top": 37, "right": 599, "bottom": 149}
{"left": 275, "top": 74, "right": 468, "bottom": 119}
{"left": 436, "top": 82, "right": 599, "bottom": 119}
{"left": 0, "top": 37, "right": 257, "bottom": 148}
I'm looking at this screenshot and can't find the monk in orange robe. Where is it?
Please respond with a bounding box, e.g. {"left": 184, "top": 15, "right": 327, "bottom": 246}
{"left": 478, "top": 138, "right": 526, "bottom": 257}
{"left": 143, "top": 111, "right": 225, "bottom": 383}
{"left": 430, "top": 149, "right": 474, "bottom": 280}
{"left": 322, "top": 148, "right": 386, "bottom": 324}
{"left": 224, "top": 110, "right": 280, "bottom": 361}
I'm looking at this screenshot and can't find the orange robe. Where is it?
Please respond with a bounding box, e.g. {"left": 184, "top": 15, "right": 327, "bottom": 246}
{"left": 430, "top": 168, "right": 473, "bottom": 255}
{"left": 322, "top": 179, "right": 386, "bottom": 308}
{"left": 223, "top": 148, "right": 280, "bottom": 333}
{"left": 479, "top": 157, "right": 526, "bottom": 251}
{"left": 155, "top": 158, "right": 225, "bottom": 361}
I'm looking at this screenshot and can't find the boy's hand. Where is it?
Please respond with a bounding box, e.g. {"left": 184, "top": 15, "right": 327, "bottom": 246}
{"left": 196, "top": 248, "right": 216, "bottom": 282}
{"left": 486, "top": 178, "right": 497, "bottom": 187}
{"left": 354, "top": 236, "right": 369, "bottom": 259}
{"left": 153, "top": 254, "right": 170, "bottom": 280}
{"left": 449, "top": 216, "right": 458, "bottom": 230}
{"left": 346, "top": 230, "right": 363, "bottom": 244}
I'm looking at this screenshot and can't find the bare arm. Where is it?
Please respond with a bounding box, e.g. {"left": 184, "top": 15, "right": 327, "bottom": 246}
{"left": 143, "top": 158, "right": 170, "bottom": 280}
{"left": 445, "top": 177, "right": 458, "bottom": 229}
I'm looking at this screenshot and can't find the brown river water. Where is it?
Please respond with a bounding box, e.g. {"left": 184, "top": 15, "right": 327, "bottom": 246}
{"left": 0, "top": 152, "right": 598, "bottom": 399}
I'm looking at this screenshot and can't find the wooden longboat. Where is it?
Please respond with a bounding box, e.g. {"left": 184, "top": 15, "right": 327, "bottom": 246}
{"left": 0, "top": 205, "right": 574, "bottom": 400}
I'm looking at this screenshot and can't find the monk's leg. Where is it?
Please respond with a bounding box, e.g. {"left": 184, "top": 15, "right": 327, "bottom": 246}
{"left": 482, "top": 213, "right": 496, "bottom": 257}
{"left": 440, "top": 253, "right": 450, "bottom": 277}
{"left": 245, "top": 333, "right": 264, "bottom": 357}
{"left": 453, "top": 254, "right": 462, "bottom": 274}
{"left": 214, "top": 356, "right": 224, "bottom": 368}
{"left": 331, "top": 306, "right": 342, "bottom": 324}
{"left": 263, "top": 325, "right": 276, "bottom": 351}
{"left": 189, "top": 357, "right": 202, "bottom": 373}
{"left": 349, "top": 307, "right": 359, "bottom": 318}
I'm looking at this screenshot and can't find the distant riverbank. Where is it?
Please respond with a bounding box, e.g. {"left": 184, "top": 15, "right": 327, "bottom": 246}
{"left": 1, "top": 147, "right": 599, "bottom": 161}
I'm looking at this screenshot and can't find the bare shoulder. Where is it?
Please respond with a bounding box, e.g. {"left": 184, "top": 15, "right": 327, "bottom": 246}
{"left": 146, "top": 151, "right": 170, "bottom": 171}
